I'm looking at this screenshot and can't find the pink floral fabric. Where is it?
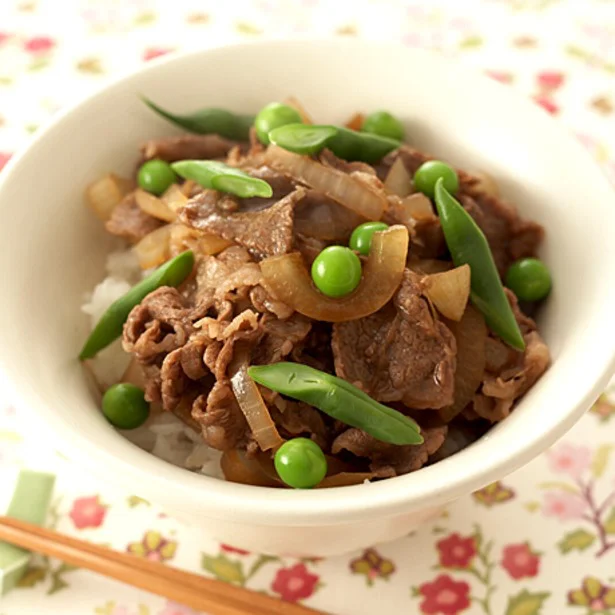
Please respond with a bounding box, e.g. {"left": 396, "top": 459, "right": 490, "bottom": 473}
{"left": 1, "top": 0, "right": 615, "bottom": 614}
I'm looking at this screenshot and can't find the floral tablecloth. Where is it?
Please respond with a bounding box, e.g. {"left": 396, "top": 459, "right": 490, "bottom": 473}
{"left": 1, "top": 1, "right": 615, "bottom": 613}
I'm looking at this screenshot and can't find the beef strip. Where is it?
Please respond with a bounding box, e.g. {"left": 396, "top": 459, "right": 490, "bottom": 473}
{"left": 381, "top": 146, "right": 544, "bottom": 274}
{"left": 270, "top": 401, "right": 329, "bottom": 450}
{"left": 140, "top": 134, "right": 238, "bottom": 163}
{"left": 180, "top": 189, "right": 302, "bottom": 260}
{"left": 471, "top": 290, "right": 550, "bottom": 421}
{"left": 192, "top": 381, "right": 249, "bottom": 450}
{"left": 332, "top": 425, "right": 448, "bottom": 476}
{"left": 105, "top": 193, "right": 163, "bottom": 243}
{"left": 252, "top": 313, "right": 312, "bottom": 365}
{"left": 123, "top": 287, "right": 195, "bottom": 364}
{"left": 332, "top": 270, "right": 456, "bottom": 409}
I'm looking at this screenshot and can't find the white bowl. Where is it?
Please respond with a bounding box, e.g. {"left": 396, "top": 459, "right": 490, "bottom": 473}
{"left": 1, "top": 40, "right": 615, "bottom": 557}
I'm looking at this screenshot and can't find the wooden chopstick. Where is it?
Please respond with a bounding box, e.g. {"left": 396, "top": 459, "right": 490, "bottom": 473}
{"left": 0, "top": 516, "right": 326, "bottom": 615}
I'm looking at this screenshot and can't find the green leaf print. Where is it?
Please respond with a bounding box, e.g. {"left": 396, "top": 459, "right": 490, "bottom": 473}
{"left": 459, "top": 35, "right": 483, "bottom": 49}
{"left": 591, "top": 444, "right": 614, "bottom": 478}
{"left": 16, "top": 566, "right": 46, "bottom": 588}
{"left": 557, "top": 529, "right": 596, "bottom": 554}
{"left": 505, "top": 589, "right": 550, "bottom": 615}
{"left": 201, "top": 553, "right": 246, "bottom": 585}
{"left": 538, "top": 481, "right": 579, "bottom": 493}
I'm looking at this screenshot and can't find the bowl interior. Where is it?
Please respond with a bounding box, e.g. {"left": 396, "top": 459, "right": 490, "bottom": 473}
{"left": 1, "top": 40, "right": 614, "bottom": 526}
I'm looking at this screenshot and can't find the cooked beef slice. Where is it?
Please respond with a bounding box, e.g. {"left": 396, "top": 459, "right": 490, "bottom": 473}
{"left": 180, "top": 189, "right": 302, "bottom": 260}
{"left": 105, "top": 193, "right": 163, "bottom": 243}
{"left": 140, "top": 134, "right": 237, "bottom": 162}
{"left": 123, "top": 287, "right": 195, "bottom": 364}
{"left": 332, "top": 425, "right": 448, "bottom": 476}
{"left": 381, "top": 146, "right": 544, "bottom": 274}
{"left": 192, "top": 380, "right": 249, "bottom": 450}
{"left": 471, "top": 290, "right": 550, "bottom": 421}
{"left": 332, "top": 270, "right": 456, "bottom": 409}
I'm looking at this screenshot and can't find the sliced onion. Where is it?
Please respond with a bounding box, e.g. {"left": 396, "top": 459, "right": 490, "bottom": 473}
{"left": 229, "top": 347, "right": 284, "bottom": 452}
{"left": 474, "top": 171, "right": 499, "bottom": 197}
{"left": 221, "top": 449, "right": 281, "bottom": 487}
{"left": 384, "top": 157, "right": 412, "bottom": 197}
{"left": 401, "top": 193, "right": 434, "bottom": 220}
{"left": 284, "top": 96, "right": 313, "bottom": 124}
{"left": 265, "top": 145, "right": 386, "bottom": 220}
{"left": 261, "top": 225, "right": 408, "bottom": 322}
{"left": 318, "top": 472, "right": 375, "bottom": 488}
{"left": 344, "top": 112, "right": 365, "bottom": 131}
{"left": 161, "top": 183, "right": 189, "bottom": 213}
{"left": 438, "top": 306, "right": 487, "bottom": 422}
{"left": 424, "top": 264, "right": 471, "bottom": 321}
{"left": 133, "top": 224, "right": 171, "bottom": 269}
{"left": 200, "top": 233, "right": 234, "bottom": 255}
{"left": 86, "top": 174, "right": 133, "bottom": 221}
{"left": 135, "top": 188, "right": 177, "bottom": 222}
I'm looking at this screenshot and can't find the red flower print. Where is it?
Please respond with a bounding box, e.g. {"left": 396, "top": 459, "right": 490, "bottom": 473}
{"left": 69, "top": 495, "right": 107, "bottom": 529}
{"left": 543, "top": 491, "right": 585, "bottom": 520}
{"left": 501, "top": 543, "right": 540, "bottom": 579}
{"left": 485, "top": 70, "right": 513, "bottom": 84}
{"left": 142, "top": 47, "right": 173, "bottom": 62}
{"left": 0, "top": 32, "right": 11, "bottom": 45}
{"left": 534, "top": 95, "right": 558, "bottom": 115}
{"left": 23, "top": 36, "right": 55, "bottom": 53}
{"left": 418, "top": 575, "right": 471, "bottom": 615}
{"left": 0, "top": 153, "right": 12, "bottom": 172}
{"left": 220, "top": 543, "right": 250, "bottom": 556}
{"left": 537, "top": 71, "right": 565, "bottom": 91}
{"left": 436, "top": 533, "right": 477, "bottom": 569}
{"left": 271, "top": 563, "right": 319, "bottom": 603}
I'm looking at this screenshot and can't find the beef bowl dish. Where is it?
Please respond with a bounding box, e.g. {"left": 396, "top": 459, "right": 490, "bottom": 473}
{"left": 80, "top": 96, "right": 552, "bottom": 491}
{"left": 2, "top": 41, "right": 614, "bottom": 556}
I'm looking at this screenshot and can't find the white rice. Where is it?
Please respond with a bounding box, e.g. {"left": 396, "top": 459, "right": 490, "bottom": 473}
{"left": 82, "top": 249, "right": 223, "bottom": 479}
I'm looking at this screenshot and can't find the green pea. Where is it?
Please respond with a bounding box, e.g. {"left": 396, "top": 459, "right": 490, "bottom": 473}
{"left": 311, "top": 246, "right": 362, "bottom": 298}
{"left": 349, "top": 221, "right": 389, "bottom": 256}
{"left": 254, "top": 103, "right": 302, "bottom": 145}
{"left": 102, "top": 383, "right": 149, "bottom": 430}
{"left": 361, "top": 110, "right": 405, "bottom": 141}
{"left": 274, "top": 438, "right": 328, "bottom": 489}
{"left": 137, "top": 159, "right": 177, "bottom": 196}
{"left": 414, "top": 160, "right": 459, "bottom": 198}
{"left": 505, "top": 258, "right": 552, "bottom": 302}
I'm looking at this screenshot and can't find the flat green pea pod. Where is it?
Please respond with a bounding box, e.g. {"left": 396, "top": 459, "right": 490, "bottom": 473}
{"left": 269, "top": 123, "right": 400, "bottom": 163}
{"left": 79, "top": 251, "right": 194, "bottom": 360}
{"left": 248, "top": 362, "right": 423, "bottom": 446}
{"left": 172, "top": 160, "right": 273, "bottom": 199}
{"left": 434, "top": 178, "right": 525, "bottom": 351}
{"left": 141, "top": 97, "right": 254, "bottom": 141}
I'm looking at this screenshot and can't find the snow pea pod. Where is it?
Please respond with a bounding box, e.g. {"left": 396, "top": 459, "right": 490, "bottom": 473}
{"left": 79, "top": 250, "right": 195, "bottom": 360}
{"left": 141, "top": 97, "right": 254, "bottom": 141}
{"left": 172, "top": 160, "right": 273, "bottom": 198}
{"left": 269, "top": 123, "right": 400, "bottom": 163}
{"left": 248, "top": 362, "right": 424, "bottom": 446}
{"left": 434, "top": 178, "right": 525, "bottom": 351}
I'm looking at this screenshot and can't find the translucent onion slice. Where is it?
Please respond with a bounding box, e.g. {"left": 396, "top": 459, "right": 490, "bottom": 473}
{"left": 221, "top": 449, "right": 281, "bottom": 487}
{"left": 438, "top": 305, "right": 487, "bottom": 422}
{"left": 261, "top": 225, "right": 409, "bottom": 322}
{"left": 424, "top": 264, "right": 471, "bottom": 322}
{"left": 86, "top": 174, "right": 133, "bottom": 221}
{"left": 133, "top": 224, "right": 171, "bottom": 269}
{"left": 344, "top": 112, "right": 365, "bottom": 131}
{"left": 401, "top": 193, "right": 434, "bottom": 221}
{"left": 229, "top": 348, "right": 284, "bottom": 452}
{"left": 384, "top": 157, "right": 412, "bottom": 197}
{"left": 265, "top": 145, "right": 386, "bottom": 220}
{"left": 134, "top": 188, "right": 177, "bottom": 223}
{"left": 199, "top": 233, "right": 234, "bottom": 256}
{"left": 161, "top": 183, "right": 189, "bottom": 213}
{"left": 317, "top": 472, "right": 375, "bottom": 488}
